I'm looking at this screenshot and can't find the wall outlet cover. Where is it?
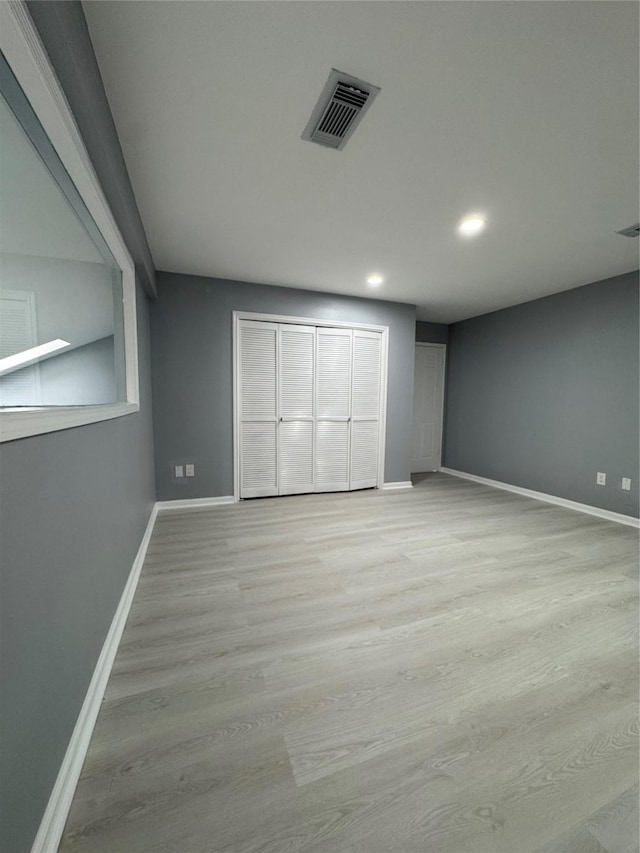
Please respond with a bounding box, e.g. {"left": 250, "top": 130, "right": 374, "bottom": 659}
{"left": 185, "top": 464, "right": 195, "bottom": 477}
{"left": 596, "top": 472, "right": 606, "bottom": 485}
{"left": 174, "top": 465, "right": 184, "bottom": 478}
{"left": 622, "top": 477, "right": 631, "bottom": 491}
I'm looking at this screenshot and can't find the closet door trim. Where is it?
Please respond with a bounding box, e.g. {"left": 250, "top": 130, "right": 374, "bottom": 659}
{"left": 233, "top": 311, "right": 388, "bottom": 501}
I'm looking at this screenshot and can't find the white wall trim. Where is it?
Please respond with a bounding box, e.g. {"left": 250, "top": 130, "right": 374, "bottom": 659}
{"left": 382, "top": 481, "right": 414, "bottom": 490}
{"left": 30, "top": 503, "right": 159, "bottom": 853}
{"left": 440, "top": 467, "right": 640, "bottom": 528}
{"left": 234, "top": 311, "right": 389, "bottom": 334}
{"left": 0, "top": 0, "right": 139, "bottom": 444}
{"left": 156, "top": 496, "right": 236, "bottom": 513}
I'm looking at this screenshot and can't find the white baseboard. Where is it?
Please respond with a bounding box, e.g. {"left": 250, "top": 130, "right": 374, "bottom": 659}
{"left": 155, "top": 495, "right": 236, "bottom": 513}
{"left": 31, "top": 503, "right": 159, "bottom": 853}
{"left": 440, "top": 467, "right": 640, "bottom": 529}
{"left": 382, "top": 481, "right": 414, "bottom": 491}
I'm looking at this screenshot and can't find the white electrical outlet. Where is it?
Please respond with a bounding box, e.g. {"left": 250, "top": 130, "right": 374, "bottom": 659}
{"left": 175, "top": 464, "right": 184, "bottom": 478}
{"left": 596, "top": 472, "right": 606, "bottom": 486}
{"left": 185, "top": 464, "right": 195, "bottom": 477}
{"left": 622, "top": 477, "right": 631, "bottom": 491}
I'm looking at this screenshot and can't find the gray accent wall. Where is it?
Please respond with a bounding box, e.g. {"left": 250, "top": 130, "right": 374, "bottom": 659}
{"left": 151, "top": 273, "right": 416, "bottom": 500}
{"left": 416, "top": 320, "right": 449, "bottom": 344}
{"left": 0, "top": 5, "right": 156, "bottom": 852}
{"left": 444, "top": 271, "right": 639, "bottom": 518}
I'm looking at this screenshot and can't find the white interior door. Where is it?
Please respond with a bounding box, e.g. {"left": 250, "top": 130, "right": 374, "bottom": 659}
{"left": 411, "top": 344, "right": 445, "bottom": 473}
{"left": 278, "top": 323, "right": 315, "bottom": 495}
{"left": 315, "top": 327, "right": 352, "bottom": 492}
{"left": 350, "top": 329, "right": 381, "bottom": 489}
{"left": 239, "top": 320, "right": 278, "bottom": 497}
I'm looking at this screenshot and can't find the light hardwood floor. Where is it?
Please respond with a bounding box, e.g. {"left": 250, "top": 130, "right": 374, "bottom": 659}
{"left": 59, "top": 473, "right": 639, "bottom": 853}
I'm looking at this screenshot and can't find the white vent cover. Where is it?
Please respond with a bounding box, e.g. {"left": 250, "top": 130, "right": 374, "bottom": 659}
{"left": 616, "top": 223, "right": 640, "bottom": 237}
{"left": 302, "top": 69, "right": 380, "bottom": 151}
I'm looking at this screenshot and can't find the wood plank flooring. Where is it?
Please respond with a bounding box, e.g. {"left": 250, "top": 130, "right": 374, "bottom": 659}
{"left": 58, "top": 473, "right": 639, "bottom": 853}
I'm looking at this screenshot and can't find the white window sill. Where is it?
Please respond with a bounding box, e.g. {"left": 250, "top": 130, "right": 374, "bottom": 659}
{"left": 0, "top": 401, "right": 139, "bottom": 443}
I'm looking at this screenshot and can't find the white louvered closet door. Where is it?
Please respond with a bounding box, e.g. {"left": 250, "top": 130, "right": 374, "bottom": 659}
{"left": 278, "top": 323, "right": 315, "bottom": 495}
{"left": 350, "top": 330, "right": 382, "bottom": 489}
{"left": 0, "top": 291, "right": 40, "bottom": 406}
{"left": 239, "top": 320, "right": 278, "bottom": 498}
{"left": 315, "top": 327, "right": 352, "bottom": 492}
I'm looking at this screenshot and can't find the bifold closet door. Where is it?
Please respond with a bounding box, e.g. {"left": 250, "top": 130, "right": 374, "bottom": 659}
{"left": 278, "top": 323, "right": 315, "bottom": 495}
{"left": 239, "top": 320, "right": 278, "bottom": 498}
{"left": 315, "top": 327, "right": 352, "bottom": 492}
{"left": 239, "top": 320, "right": 383, "bottom": 498}
{"left": 350, "top": 329, "right": 382, "bottom": 489}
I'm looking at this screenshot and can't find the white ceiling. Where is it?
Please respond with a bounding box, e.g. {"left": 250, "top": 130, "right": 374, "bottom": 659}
{"left": 83, "top": 1, "right": 639, "bottom": 323}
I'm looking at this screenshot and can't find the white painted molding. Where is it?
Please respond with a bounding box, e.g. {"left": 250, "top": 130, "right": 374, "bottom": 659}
{"left": 31, "top": 503, "right": 159, "bottom": 853}
{"left": 440, "top": 467, "right": 640, "bottom": 529}
{"left": 382, "top": 481, "right": 414, "bottom": 490}
{"left": 156, "top": 496, "right": 236, "bottom": 513}
{"left": 0, "top": 0, "right": 139, "bottom": 444}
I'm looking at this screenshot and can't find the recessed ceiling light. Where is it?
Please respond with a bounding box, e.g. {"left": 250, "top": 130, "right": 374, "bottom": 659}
{"left": 367, "top": 274, "right": 384, "bottom": 286}
{"left": 458, "top": 215, "right": 486, "bottom": 237}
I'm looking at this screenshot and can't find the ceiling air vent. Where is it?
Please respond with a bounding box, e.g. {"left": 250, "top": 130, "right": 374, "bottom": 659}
{"left": 302, "top": 69, "right": 380, "bottom": 151}
{"left": 616, "top": 223, "right": 640, "bottom": 238}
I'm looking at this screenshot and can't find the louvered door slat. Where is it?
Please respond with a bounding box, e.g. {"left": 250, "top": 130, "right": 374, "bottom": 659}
{"left": 279, "top": 421, "right": 314, "bottom": 494}
{"left": 241, "top": 422, "right": 277, "bottom": 497}
{"left": 352, "top": 333, "right": 381, "bottom": 419}
{"left": 0, "top": 291, "right": 39, "bottom": 406}
{"left": 315, "top": 328, "right": 352, "bottom": 492}
{"left": 350, "top": 330, "right": 382, "bottom": 490}
{"left": 315, "top": 421, "right": 350, "bottom": 491}
{"left": 278, "top": 324, "right": 314, "bottom": 495}
{"left": 239, "top": 321, "right": 278, "bottom": 497}
{"left": 316, "top": 328, "right": 351, "bottom": 419}
{"left": 240, "top": 322, "right": 277, "bottom": 420}
{"left": 350, "top": 421, "right": 379, "bottom": 486}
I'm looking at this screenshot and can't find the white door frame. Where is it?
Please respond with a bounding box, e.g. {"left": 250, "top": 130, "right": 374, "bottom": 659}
{"left": 412, "top": 342, "right": 447, "bottom": 472}
{"left": 233, "top": 311, "right": 389, "bottom": 501}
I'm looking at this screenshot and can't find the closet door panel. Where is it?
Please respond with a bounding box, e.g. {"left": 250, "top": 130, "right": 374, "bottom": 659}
{"left": 240, "top": 321, "right": 278, "bottom": 419}
{"left": 315, "top": 421, "right": 350, "bottom": 492}
{"left": 352, "top": 332, "right": 381, "bottom": 419}
{"left": 316, "top": 328, "right": 351, "bottom": 418}
{"left": 279, "top": 324, "right": 314, "bottom": 419}
{"left": 239, "top": 321, "right": 278, "bottom": 497}
{"left": 315, "top": 328, "right": 351, "bottom": 492}
{"left": 279, "top": 421, "right": 314, "bottom": 494}
{"left": 241, "top": 422, "right": 278, "bottom": 497}
{"left": 350, "top": 421, "right": 379, "bottom": 489}
{"left": 350, "top": 330, "right": 382, "bottom": 490}
{"left": 278, "top": 324, "right": 315, "bottom": 495}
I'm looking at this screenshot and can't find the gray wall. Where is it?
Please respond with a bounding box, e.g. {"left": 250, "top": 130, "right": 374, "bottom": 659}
{"left": 151, "top": 273, "right": 416, "bottom": 500}
{"left": 444, "top": 271, "right": 639, "bottom": 518}
{"left": 416, "top": 320, "right": 449, "bottom": 344}
{"left": 0, "top": 5, "right": 157, "bottom": 852}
